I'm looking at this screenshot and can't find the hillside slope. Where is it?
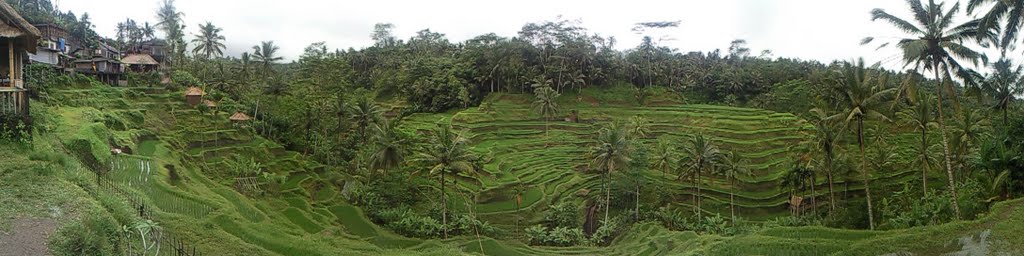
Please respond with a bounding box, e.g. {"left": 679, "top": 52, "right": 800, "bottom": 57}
{"left": 2, "top": 84, "right": 1020, "bottom": 255}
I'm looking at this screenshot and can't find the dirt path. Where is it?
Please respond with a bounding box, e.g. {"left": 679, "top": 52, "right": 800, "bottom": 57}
{"left": 0, "top": 218, "right": 57, "bottom": 256}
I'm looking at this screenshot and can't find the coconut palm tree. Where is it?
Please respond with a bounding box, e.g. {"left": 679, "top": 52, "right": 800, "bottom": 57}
{"left": 348, "top": 97, "right": 383, "bottom": 143}
{"left": 369, "top": 118, "right": 407, "bottom": 175}
{"left": 532, "top": 83, "right": 560, "bottom": 137}
{"left": 720, "top": 151, "right": 751, "bottom": 222}
{"left": 142, "top": 22, "right": 156, "bottom": 41}
{"left": 416, "top": 123, "right": 476, "bottom": 239}
{"left": 968, "top": 0, "right": 1024, "bottom": 50}
{"left": 590, "top": 121, "right": 632, "bottom": 225}
{"left": 982, "top": 58, "right": 1024, "bottom": 125}
{"left": 952, "top": 108, "right": 989, "bottom": 177}
{"left": 780, "top": 164, "right": 812, "bottom": 216}
{"left": 810, "top": 108, "right": 841, "bottom": 214}
{"left": 191, "top": 22, "right": 226, "bottom": 59}
{"left": 898, "top": 91, "right": 939, "bottom": 194}
{"left": 628, "top": 115, "right": 651, "bottom": 139}
{"left": 679, "top": 134, "right": 723, "bottom": 219}
{"left": 252, "top": 41, "right": 284, "bottom": 75}
{"left": 866, "top": 0, "right": 993, "bottom": 220}
{"left": 653, "top": 139, "right": 674, "bottom": 178}
{"left": 832, "top": 59, "right": 895, "bottom": 230}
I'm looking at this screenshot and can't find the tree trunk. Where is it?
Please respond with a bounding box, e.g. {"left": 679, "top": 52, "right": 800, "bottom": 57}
{"left": 859, "top": 119, "right": 875, "bottom": 230}
{"left": 827, "top": 154, "right": 836, "bottom": 214}
{"left": 921, "top": 129, "right": 929, "bottom": 195}
{"left": 730, "top": 178, "right": 736, "bottom": 222}
{"left": 696, "top": 169, "right": 702, "bottom": 219}
{"left": 442, "top": 170, "right": 448, "bottom": 239}
{"left": 933, "top": 67, "right": 962, "bottom": 220}
{"left": 811, "top": 174, "right": 817, "bottom": 217}
{"left": 604, "top": 170, "right": 611, "bottom": 225}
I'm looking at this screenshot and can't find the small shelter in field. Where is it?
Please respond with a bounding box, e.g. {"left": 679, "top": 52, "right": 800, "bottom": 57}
{"left": 0, "top": 2, "right": 41, "bottom": 116}
{"left": 184, "top": 87, "right": 205, "bottom": 107}
{"left": 202, "top": 100, "right": 217, "bottom": 108}
{"left": 229, "top": 112, "right": 251, "bottom": 124}
{"left": 121, "top": 54, "right": 159, "bottom": 72}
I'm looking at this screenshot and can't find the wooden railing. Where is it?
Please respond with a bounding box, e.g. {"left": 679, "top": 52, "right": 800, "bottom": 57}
{"left": 0, "top": 87, "right": 28, "bottom": 115}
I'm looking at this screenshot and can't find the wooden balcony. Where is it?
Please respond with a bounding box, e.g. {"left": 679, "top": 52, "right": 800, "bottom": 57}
{"left": 0, "top": 86, "right": 28, "bottom": 116}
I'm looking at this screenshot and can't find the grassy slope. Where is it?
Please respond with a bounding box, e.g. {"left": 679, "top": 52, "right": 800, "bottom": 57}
{"left": 5, "top": 83, "right": 1019, "bottom": 255}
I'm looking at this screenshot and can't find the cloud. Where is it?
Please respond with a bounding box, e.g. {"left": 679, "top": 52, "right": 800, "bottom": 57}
{"left": 55, "top": 0, "right": 1003, "bottom": 70}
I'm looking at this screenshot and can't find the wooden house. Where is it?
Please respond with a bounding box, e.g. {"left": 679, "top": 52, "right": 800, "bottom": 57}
{"left": 29, "top": 23, "right": 74, "bottom": 71}
{"left": 122, "top": 54, "right": 159, "bottom": 72}
{"left": 184, "top": 87, "right": 205, "bottom": 106}
{"left": 74, "top": 42, "right": 124, "bottom": 85}
{"left": 137, "top": 39, "right": 168, "bottom": 64}
{"left": 0, "top": 2, "right": 41, "bottom": 116}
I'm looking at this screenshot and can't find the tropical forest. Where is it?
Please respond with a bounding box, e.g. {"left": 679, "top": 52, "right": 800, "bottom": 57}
{"left": 0, "top": 0, "right": 1023, "bottom": 255}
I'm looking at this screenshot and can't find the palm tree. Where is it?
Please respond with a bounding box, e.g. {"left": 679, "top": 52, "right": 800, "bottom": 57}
{"left": 348, "top": 97, "right": 383, "bottom": 143}
{"left": 680, "top": 134, "right": 723, "bottom": 219}
{"left": 897, "top": 91, "right": 938, "bottom": 194}
{"left": 532, "top": 83, "right": 560, "bottom": 137}
{"left": 832, "top": 59, "right": 895, "bottom": 230}
{"left": 780, "top": 164, "right": 812, "bottom": 216}
{"left": 155, "top": 0, "right": 185, "bottom": 64}
{"left": 253, "top": 41, "right": 284, "bottom": 75}
{"left": 628, "top": 115, "right": 651, "bottom": 139}
{"left": 952, "top": 108, "right": 989, "bottom": 177}
{"left": 369, "top": 118, "right": 407, "bottom": 174}
{"left": 982, "top": 58, "right": 1024, "bottom": 125}
{"left": 810, "top": 108, "right": 841, "bottom": 214}
{"left": 416, "top": 123, "right": 476, "bottom": 239}
{"left": 590, "top": 121, "right": 632, "bottom": 225}
{"left": 653, "top": 139, "right": 674, "bottom": 178}
{"left": 239, "top": 52, "right": 252, "bottom": 81}
{"left": 191, "top": 22, "right": 226, "bottom": 59}
{"left": 720, "top": 151, "right": 751, "bottom": 222}
{"left": 142, "top": 22, "right": 156, "bottom": 41}
{"left": 866, "top": 0, "right": 993, "bottom": 220}
{"left": 968, "top": 0, "right": 1024, "bottom": 50}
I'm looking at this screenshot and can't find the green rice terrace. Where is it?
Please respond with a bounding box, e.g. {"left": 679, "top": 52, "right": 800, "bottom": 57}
{"left": 2, "top": 82, "right": 1022, "bottom": 255}
{"left": 3, "top": 0, "right": 1024, "bottom": 255}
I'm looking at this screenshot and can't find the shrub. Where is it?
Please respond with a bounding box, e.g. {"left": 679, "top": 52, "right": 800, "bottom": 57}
{"left": 49, "top": 210, "right": 120, "bottom": 256}
{"left": 543, "top": 201, "right": 580, "bottom": 228}
{"left": 170, "top": 70, "right": 201, "bottom": 90}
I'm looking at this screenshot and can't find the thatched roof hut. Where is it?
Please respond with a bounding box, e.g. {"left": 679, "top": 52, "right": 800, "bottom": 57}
{"left": 0, "top": 2, "right": 41, "bottom": 54}
{"left": 229, "top": 112, "right": 251, "bottom": 122}
{"left": 203, "top": 100, "right": 217, "bottom": 108}
{"left": 122, "top": 54, "right": 159, "bottom": 72}
{"left": 184, "top": 87, "right": 205, "bottom": 106}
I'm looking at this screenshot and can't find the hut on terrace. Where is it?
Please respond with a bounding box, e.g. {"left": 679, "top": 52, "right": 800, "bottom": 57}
{"left": 0, "top": 2, "right": 41, "bottom": 117}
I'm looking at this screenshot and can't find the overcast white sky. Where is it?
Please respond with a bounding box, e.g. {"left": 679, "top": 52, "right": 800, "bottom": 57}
{"left": 54, "top": 0, "right": 1002, "bottom": 70}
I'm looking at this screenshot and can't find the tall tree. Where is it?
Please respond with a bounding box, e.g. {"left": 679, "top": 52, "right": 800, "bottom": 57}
{"left": 982, "top": 58, "right": 1024, "bottom": 125}
{"left": 156, "top": 0, "right": 186, "bottom": 64}
{"left": 252, "top": 41, "right": 284, "bottom": 75}
{"left": 590, "top": 121, "right": 632, "bottom": 225}
{"left": 721, "top": 151, "right": 751, "bottom": 222}
{"left": 532, "top": 80, "right": 560, "bottom": 137}
{"left": 348, "top": 96, "right": 383, "bottom": 143}
{"left": 866, "top": 0, "right": 993, "bottom": 220}
{"left": 832, "top": 59, "right": 895, "bottom": 230}
{"left": 369, "top": 118, "right": 407, "bottom": 174}
{"left": 810, "top": 108, "right": 841, "bottom": 214}
{"left": 679, "top": 134, "right": 723, "bottom": 219}
{"left": 968, "top": 0, "right": 1024, "bottom": 51}
{"left": 652, "top": 139, "right": 674, "bottom": 178}
{"left": 416, "top": 124, "right": 476, "bottom": 239}
{"left": 191, "top": 22, "right": 226, "bottom": 59}
{"left": 898, "top": 91, "right": 939, "bottom": 194}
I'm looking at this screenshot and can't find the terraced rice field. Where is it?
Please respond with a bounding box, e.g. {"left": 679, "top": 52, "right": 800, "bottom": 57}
{"left": 42, "top": 86, "right": 1024, "bottom": 255}
{"left": 400, "top": 93, "right": 930, "bottom": 229}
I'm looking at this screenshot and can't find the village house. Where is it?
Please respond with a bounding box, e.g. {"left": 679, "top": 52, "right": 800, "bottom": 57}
{"left": 0, "top": 2, "right": 40, "bottom": 117}
{"left": 28, "top": 23, "right": 75, "bottom": 72}
{"left": 122, "top": 53, "right": 159, "bottom": 72}
{"left": 74, "top": 42, "right": 124, "bottom": 85}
